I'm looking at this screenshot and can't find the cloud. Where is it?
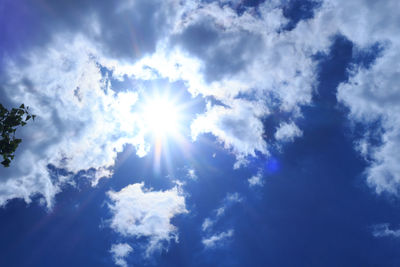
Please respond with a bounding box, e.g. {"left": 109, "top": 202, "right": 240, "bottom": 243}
{"left": 125, "top": 1, "right": 318, "bottom": 167}
{"left": 201, "top": 218, "right": 214, "bottom": 232}
{"left": 298, "top": 0, "right": 400, "bottom": 196}
{"left": 186, "top": 168, "right": 198, "bottom": 180}
{"left": 0, "top": 36, "right": 151, "bottom": 208}
{"left": 0, "top": 0, "right": 191, "bottom": 209}
{"left": 225, "top": 192, "right": 243, "bottom": 203}
{"left": 0, "top": 0, "right": 318, "bottom": 207}
{"left": 202, "top": 229, "right": 234, "bottom": 249}
{"left": 372, "top": 224, "right": 400, "bottom": 238}
{"left": 171, "top": 14, "right": 262, "bottom": 83}
{"left": 337, "top": 52, "right": 400, "bottom": 195}
{"left": 0, "top": 0, "right": 180, "bottom": 62}
{"left": 107, "top": 182, "right": 187, "bottom": 257}
{"left": 201, "top": 193, "right": 241, "bottom": 229}
{"left": 191, "top": 99, "right": 269, "bottom": 168}
{"left": 275, "top": 122, "right": 303, "bottom": 142}
{"left": 2, "top": 0, "right": 398, "bottom": 209}
{"left": 248, "top": 170, "right": 264, "bottom": 187}
{"left": 110, "top": 243, "right": 133, "bottom": 267}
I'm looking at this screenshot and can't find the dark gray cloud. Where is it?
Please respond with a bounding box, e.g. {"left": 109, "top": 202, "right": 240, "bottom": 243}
{"left": 1, "top": 0, "right": 176, "bottom": 62}
{"left": 172, "top": 19, "right": 262, "bottom": 82}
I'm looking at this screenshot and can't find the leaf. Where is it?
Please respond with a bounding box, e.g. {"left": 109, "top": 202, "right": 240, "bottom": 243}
{"left": 0, "top": 103, "right": 35, "bottom": 167}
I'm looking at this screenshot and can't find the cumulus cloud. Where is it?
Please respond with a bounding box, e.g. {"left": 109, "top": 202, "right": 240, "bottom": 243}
{"left": 337, "top": 53, "right": 400, "bottom": 195}
{"left": 0, "top": 36, "right": 152, "bottom": 208}
{"left": 372, "top": 224, "right": 400, "bottom": 238}
{"left": 107, "top": 183, "right": 187, "bottom": 257}
{"left": 275, "top": 122, "right": 303, "bottom": 142}
{"left": 110, "top": 243, "right": 133, "bottom": 267}
{"left": 0, "top": 0, "right": 317, "bottom": 206}
{"left": 124, "top": 1, "right": 318, "bottom": 167}
{"left": 2, "top": 0, "right": 398, "bottom": 209}
{"left": 0, "top": 0, "right": 192, "bottom": 209}
{"left": 298, "top": 0, "right": 400, "bottom": 195}
{"left": 202, "top": 229, "right": 234, "bottom": 249}
{"left": 191, "top": 99, "right": 269, "bottom": 168}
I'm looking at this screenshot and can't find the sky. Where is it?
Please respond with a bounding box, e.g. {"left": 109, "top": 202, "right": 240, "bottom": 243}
{"left": 1, "top": 0, "right": 400, "bottom": 266}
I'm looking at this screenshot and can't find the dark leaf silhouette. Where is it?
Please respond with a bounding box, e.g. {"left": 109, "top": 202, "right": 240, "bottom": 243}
{"left": 0, "top": 103, "right": 35, "bottom": 167}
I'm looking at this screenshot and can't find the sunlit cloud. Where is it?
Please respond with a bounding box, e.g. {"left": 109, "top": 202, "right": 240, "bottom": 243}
{"left": 107, "top": 182, "right": 187, "bottom": 258}
{"left": 0, "top": 36, "right": 149, "bottom": 208}
{"left": 1, "top": 0, "right": 400, "bottom": 265}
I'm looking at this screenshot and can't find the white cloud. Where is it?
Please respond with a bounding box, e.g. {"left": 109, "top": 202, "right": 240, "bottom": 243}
{"left": 0, "top": 36, "right": 152, "bottom": 208}
{"left": 107, "top": 183, "right": 187, "bottom": 257}
{"left": 248, "top": 170, "right": 264, "bottom": 187}
{"left": 110, "top": 243, "right": 133, "bottom": 267}
{"left": 337, "top": 52, "right": 400, "bottom": 195}
{"left": 0, "top": 0, "right": 191, "bottom": 208}
{"left": 300, "top": 0, "right": 400, "bottom": 196}
{"left": 2, "top": 0, "right": 398, "bottom": 210}
{"left": 275, "top": 122, "right": 303, "bottom": 142}
{"left": 0, "top": 0, "right": 317, "bottom": 207}
{"left": 372, "top": 224, "right": 400, "bottom": 238}
{"left": 191, "top": 99, "right": 269, "bottom": 167}
{"left": 202, "top": 229, "right": 234, "bottom": 249}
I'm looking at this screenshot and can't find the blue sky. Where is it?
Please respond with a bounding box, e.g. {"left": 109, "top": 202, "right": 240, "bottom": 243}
{"left": 1, "top": 0, "right": 400, "bottom": 266}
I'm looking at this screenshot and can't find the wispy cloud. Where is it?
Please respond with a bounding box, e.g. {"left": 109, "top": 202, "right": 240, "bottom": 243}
{"left": 372, "top": 224, "right": 400, "bottom": 238}
{"left": 202, "top": 229, "right": 234, "bottom": 249}
{"left": 201, "top": 218, "right": 214, "bottom": 232}
{"left": 201, "top": 192, "right": 242, "bottom": 248}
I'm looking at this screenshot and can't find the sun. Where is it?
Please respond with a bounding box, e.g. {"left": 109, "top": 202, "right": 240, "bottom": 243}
{"left": 141, "top": 95, "right": 182, "bottom": 138}
{"left": 136, "top": 91, "right": 191, "bottom": 173}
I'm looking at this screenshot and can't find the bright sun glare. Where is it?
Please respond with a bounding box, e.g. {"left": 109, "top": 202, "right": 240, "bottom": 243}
{"left": 139, "top": 93, "right": 187, "bottom": 172}
{"left": 141, "top": 96, "right": 181, "bottom": 138}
